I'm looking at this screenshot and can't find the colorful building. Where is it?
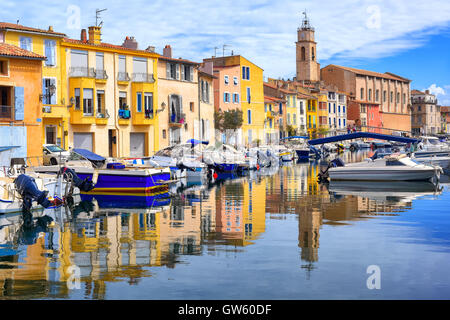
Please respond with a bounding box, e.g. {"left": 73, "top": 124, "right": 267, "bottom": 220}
{"left": 206, "top": 55, "right": 264, "bottom": 147}
{"left": 197, "top": 61, "right": 216, "bottom": 143}
{"left": 317, "top": 91, "right": 328, "bottom": 136}
{"left": 264, "top": 96, "right": 282, "bottom": 144}
{"left": 0, "top": 22, "right": 68, "bottom": 149}
{"left": 157, "top": 45, "right": 199, "bottom": 148}
{"left": 0, "top": 42, "right": 45, "bottom": 165}
{"left": 62, "top": 27, "right": 160, "bottom": 157}
{"left": 411, "top": 89, "right": 441, "bottom": 135}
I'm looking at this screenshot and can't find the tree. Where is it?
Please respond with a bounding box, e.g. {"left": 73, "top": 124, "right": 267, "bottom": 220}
{"left": 286, "top": 125, "right": 296, "bottom": 137}
{"left": 214, "top": 109, "right": 243, "bottom": 144}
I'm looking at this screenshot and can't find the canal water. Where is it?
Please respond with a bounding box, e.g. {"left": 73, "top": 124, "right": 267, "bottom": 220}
{"left": 1, "top": 151, "right": 450, "bottom": 299}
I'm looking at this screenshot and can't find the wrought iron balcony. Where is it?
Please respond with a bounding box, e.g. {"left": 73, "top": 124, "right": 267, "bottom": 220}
{"left": 69, "top": 67, "right": 96, "bottom": 78}
{"left": 169, "top": 112, "right": 185, "bottom": 124}
{"left": 131, "top": 73, "right": 155, "bottom": 83}
{"left": 117, "top": 72, "right": 131, "bottom": 82}
{"left": 95, "top": 69, "right": 108, "bottom": 80}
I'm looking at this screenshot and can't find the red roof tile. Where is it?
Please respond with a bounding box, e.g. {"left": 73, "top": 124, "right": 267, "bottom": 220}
{"left": 62, "top": 38, "right": 160, "bottom": 56}
{"left": 0, "top": 22, "right": 66, "bottom": 36}
{"left": 324, "top": 64, "right": 410, "bottom": 82}
{"left": 0, "top": 43, "right": 45, "bottom": 60}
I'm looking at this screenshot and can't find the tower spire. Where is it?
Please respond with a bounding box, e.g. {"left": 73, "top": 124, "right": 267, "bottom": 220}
{"left": 301, "top": 10, "right": 314, "bottom": 31}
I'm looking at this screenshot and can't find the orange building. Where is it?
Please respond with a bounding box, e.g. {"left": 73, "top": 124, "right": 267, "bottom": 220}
{"left": 0, "top": 43, "right": 44, "bottom": 165}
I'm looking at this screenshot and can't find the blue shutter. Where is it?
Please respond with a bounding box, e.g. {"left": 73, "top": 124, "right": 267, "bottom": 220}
{"left": 14, "top": 86, "right": 25, "bottom": 121}
{"left": 242, "top": 66, "right": 245, "bottom": 79}
{"left": 247, "top": 67, "right": 250, "bottom": 80}
{"left": 137, "top": 92, "right": 142, "bottom": 112}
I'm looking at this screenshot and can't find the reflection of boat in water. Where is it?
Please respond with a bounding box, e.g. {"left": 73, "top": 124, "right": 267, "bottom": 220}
{"left": 329, "top": 180, "right": 443, "bottom": 201}
{"left": 80, "top": 192, "right": 171, "bottom": 209}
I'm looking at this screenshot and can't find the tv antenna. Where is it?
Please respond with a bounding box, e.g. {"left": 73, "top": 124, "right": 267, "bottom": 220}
{"left": 214, "top": 46, "right": 219, "bottom": 57}
{"left": 96, "top": 8, "right": 107, "bottom": 27}
{"left": 222, "top": 44, "right": 231, "bottom": 57}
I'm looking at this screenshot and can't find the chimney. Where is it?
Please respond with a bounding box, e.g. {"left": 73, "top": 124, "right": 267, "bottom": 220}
{"left": 425, "top": 90, "right": 430, "bottom": 94}
{"left": 122, "top": 36, "right": 138, "bottom": 50}
{"left": 163, "top": 45, "right": 172, "bottom": 58}
{"left": 81, "top": 29, "right": 87, "bottom": 42}
{"left": 200, "top": 60, "right": 213, "bottom": 75}
{"left": 48, "top": 26, "right": 53, "bottom": 32}
{"left": 88, "top": 26, "right": 102, "bottom": 44}
{"left": 145, "top": 46, "right": 155, "bottom": 53}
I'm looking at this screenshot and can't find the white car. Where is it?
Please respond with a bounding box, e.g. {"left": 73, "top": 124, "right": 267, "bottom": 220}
{"left": 43, "top": 144, "right": 70, "bottom": 165}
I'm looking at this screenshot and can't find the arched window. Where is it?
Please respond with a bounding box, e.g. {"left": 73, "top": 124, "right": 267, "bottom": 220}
{"left": 301, "top": 47, "right": 306, "bottom": 61}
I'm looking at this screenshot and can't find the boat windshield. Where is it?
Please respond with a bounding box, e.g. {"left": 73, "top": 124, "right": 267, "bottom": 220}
{"left": 67, "top": 151, "right": 88, "bottom": 161}
{"left": 46, "top": 145, "right": 65, "bottom": 152}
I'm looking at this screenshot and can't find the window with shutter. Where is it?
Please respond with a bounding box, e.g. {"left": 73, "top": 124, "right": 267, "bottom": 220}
{"left": 14, "top": 86, "right": 24, "bottom": 121}
{"left": 181, "top": 64, "right": 185, "bottom": 80}
{"left": 44, "top": 40, "right": 56, "bottom": 66}
{"left": 190, "top": 66, "right": 194, "bottom": 82}
{"left": 166, "top": 63, "right": 171, "bottom": 79}
{"left": 176, "top": 64, "right": 180, "bottom": 80}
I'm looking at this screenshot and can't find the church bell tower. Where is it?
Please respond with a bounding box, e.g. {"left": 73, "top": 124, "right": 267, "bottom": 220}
{"left": 296, "top": 12, "right": 320, "bottom": 83}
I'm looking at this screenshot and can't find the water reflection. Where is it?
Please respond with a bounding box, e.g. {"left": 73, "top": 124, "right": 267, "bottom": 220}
{"left": 0, "top": 151, "right": 448, "bottom": 299}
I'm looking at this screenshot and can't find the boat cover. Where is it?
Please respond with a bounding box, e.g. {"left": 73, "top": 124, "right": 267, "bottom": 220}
{"left": 72, "top": 148, "right": 106, "bottom": 161}
{"left": 186, "top": 139, "right": 209, "bottom": 145}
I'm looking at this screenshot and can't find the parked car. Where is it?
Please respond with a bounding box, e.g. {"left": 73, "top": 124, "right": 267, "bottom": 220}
{"left": 43, "top": 144, "right": 70, "bottom": 165}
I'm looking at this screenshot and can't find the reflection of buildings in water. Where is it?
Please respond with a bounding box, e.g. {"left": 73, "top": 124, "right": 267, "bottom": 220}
{"left": 0, "top": 186, "right": 218, "bottom": 299}
{"left": 213, "top": 179, "right": 266, "bottom": 247}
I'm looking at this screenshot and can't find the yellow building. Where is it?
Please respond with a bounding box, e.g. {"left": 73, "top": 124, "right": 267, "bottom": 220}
{"left": 306, "top": 96, "right": 318, "bottom": 138}
{"left": 317, "top": 91, "right": 329, "bottom": 136}
{"left": 283, "top": 89, "right": 298, "bottom": 135}
{"left": 61, "top": 27, "right": 161, "bottom": 157}
{"left": 205, "top": 55, "right": 264, "bottom": 147}
{"left": 1, "top": 22, "right": 68, "bottom": 149}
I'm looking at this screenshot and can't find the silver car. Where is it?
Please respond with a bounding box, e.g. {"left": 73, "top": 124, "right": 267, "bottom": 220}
{"left": 43, "top": 144, "right": 70, "bottom": 165}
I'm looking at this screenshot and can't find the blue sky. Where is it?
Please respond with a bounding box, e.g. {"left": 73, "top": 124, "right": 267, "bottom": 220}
{"left": 2, "top": 0, "right": 450, "bottom": 104}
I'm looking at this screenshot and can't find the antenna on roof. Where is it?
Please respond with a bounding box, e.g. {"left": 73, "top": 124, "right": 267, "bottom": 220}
{"left": 96, "top": 8, "right": 107, "bottom": 27}
{"left": 16, "top": 20, "right": 19, "bottom": 25}
{"left": 214, "top": 46, "right": 219, "bottom": 56}
{"left": 222, "top": 44, "right": 231, "bottom": 57}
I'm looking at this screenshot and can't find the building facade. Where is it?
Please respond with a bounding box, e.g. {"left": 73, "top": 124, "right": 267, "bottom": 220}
{"left": 62, "top": 27, "right": 160, "bottom": 157}
{"left": 157, "top": 45, "right": 199, "bottom": 148}
{"left": 411, "top": 89, "right": 441, "bottom": 135}
{"left": 0, "top": 22, "right": 68, "bottom": 149}
{"left": 0, "top": 42, "right": 45, "bottom": 165}
{"left": 206, "top": 55, "right": 264, "bottom": 147}
{"left": 321, "top": 64, "right": 411, "bottom": 134}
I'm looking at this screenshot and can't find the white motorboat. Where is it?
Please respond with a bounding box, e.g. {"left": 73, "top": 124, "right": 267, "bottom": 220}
{"left": 326, "top": 154, "right": 442, "bottom": 182}
{"left": 415, "top": 136, "right": 450, "bottom": 158}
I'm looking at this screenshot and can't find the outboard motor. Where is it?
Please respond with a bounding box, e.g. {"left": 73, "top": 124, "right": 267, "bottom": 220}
{"left": 14, "top": 174, "right": 52, "bottom": 209}
{"left": 317, "top": 158, "right": 345, "bottom": 182}
{"left": 60, "top": 167, "right": 95, "bottom": 192}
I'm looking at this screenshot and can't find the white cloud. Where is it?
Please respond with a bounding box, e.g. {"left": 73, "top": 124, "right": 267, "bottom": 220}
{"left": 1, "top": 0, "right": 450, "bottom": 79}
{"left": 425, "top": 84, "right": 446, "bottom": 96}
{"left": 422, "top": 84, "right": 450, "bottom": 105}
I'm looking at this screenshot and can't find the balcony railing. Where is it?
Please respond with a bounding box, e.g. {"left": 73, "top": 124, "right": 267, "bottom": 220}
{"left": 411, "top": 97, "right": 437, "bottom": 104}
{"left": 96, "top": 109, "right": 110, "bottom": 119}
{"left": 117, "top": 72, "right": 131, "bottom": 82}
{"left": 131, "top": 73, "right": 155, "bottom": 83}
{"left": 170, "top": 112, "right": 185, "bottom": 124}
{"left": 0, "top": 105, "right": 12, "bottom": 119}
{"left": 95, "top": 69, "right": 108, "bottom": 80}
{"left": 69, "top": 67, "right": 96, "bottom": 78}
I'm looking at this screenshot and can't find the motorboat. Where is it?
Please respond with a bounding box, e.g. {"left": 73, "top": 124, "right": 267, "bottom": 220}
{"left": 413, "top": 155, "right": 450, "bottom": 174}
{"left": 323, "top": 154, "right": 442, "bottom": 182}
{"left": 201, "top": 143, "right": 254, "bottom": 173}
{"left": 349, "top": 140, "right": 371, "bottom": 151}
{"left": 272, "top": 145, "right": 295, "bottom": 162}
{"left": 415, "top": 136, "right": 450, "bottom": 158}
{"left": 33, "top": 149, "right": 171, "bottom": 198}
{"left": 280, "top": 136, "right": 310, "bottom": 161}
